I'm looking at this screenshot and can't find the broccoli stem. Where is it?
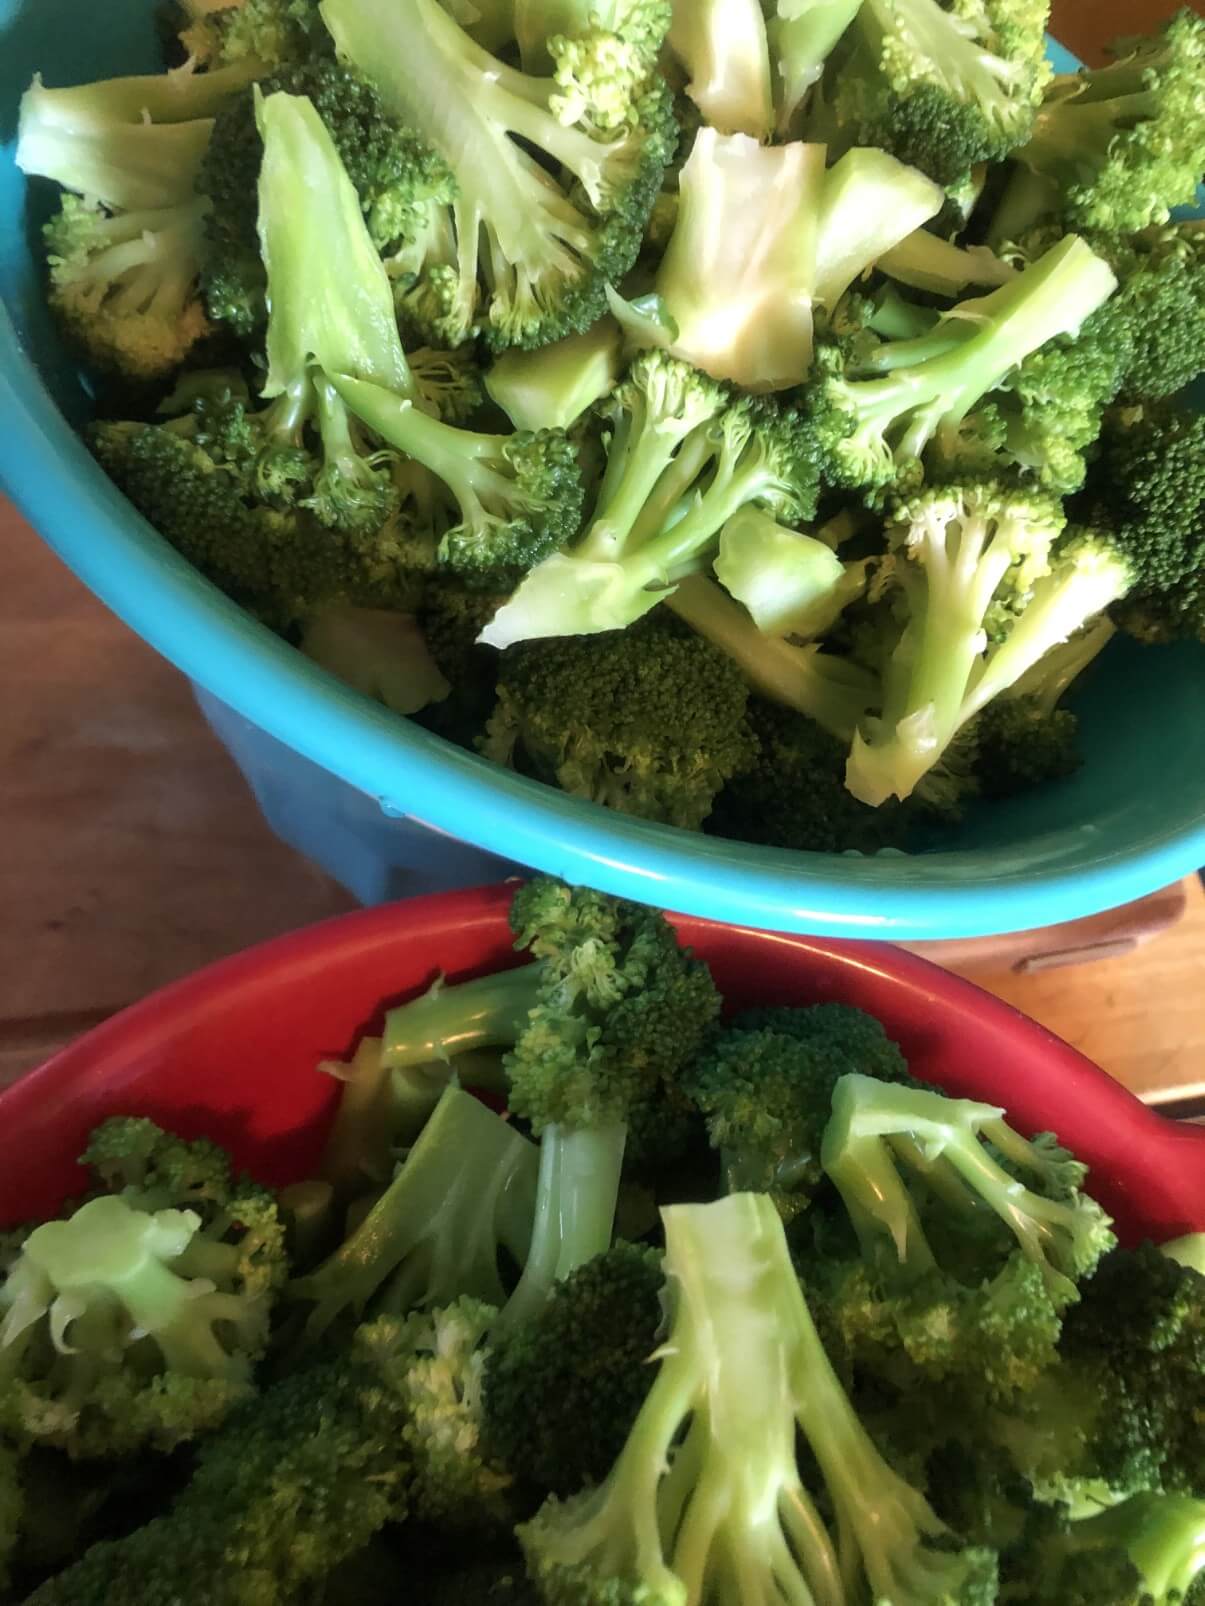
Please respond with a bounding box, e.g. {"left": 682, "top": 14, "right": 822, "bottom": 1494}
{"left": 485, "top": 321, "right": 623, "bottom": 431}
{"left": 667, "top": 573, "right": 876, "bottom": 740}
{"left": 381, "top": 964, "right": 544, "bottom": 1069}
{"left": 840, "top": 236, "right": 1117, "bottom": 462}
{"left": 1004, "top": 616, "right": 1115, "bottom": 717}
{"left": 984, "top": 164, "right": 1063, "bottom": 250}
{"left": 876, "top": 231, "right": 1016, "bottom": 297}
{"left": 499, "top": 1122, "right": 628, "bottom": 1330}
{"left": 1068, "top": 1493, "right": 1205, "bottom": 1601}
{"left": 290, "top": 1085, "right": 538, "bottom": 1334}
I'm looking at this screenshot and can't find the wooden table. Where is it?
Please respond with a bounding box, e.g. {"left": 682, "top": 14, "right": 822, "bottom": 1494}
{"left": 2, "top": 0, "right": 1202, "bottom": 1100}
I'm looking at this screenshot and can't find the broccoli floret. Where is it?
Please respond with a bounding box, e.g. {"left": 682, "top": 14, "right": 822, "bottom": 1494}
{"left": 359, "top": 1299, "right": 514, "bottom": 1531}
{"left": 1080, "top": 402, "right": 1205, "bottom": 645}
{"left": 321, "top": 0, "right": 675, "bottom": 350}
{"left": 0, "top": 1192, "right": 274, "bottom": 1458}
{"left": 653, "top": 132, "right": 942, "bottom": 391}
{"left": 327, "top": 372, "right": 586, "bottom": 592}
{"left": 22, "top": 1326, "right": 420, "bottom": 1606}
{"left": 809, "top": 234, "right": 1118, "bottom": 493}
{"left": 1095, "top": 224, "right": 1205, "bottom": 403}
{"left": 824, "top": 0, "right": 1050, "bottom": 186}
{"left": 681, "top": 1005, "right": 918, "bottom": 1218}
{"left": 1005, "top": 11, "right": 1205, "bottom": 235}
{"left": 374, "top": 881, "right": 718, "bottom": 1322}
{"left": 520, "top": 1192, "right": 998, "bottom": 1605}
{"left": 482, "top": 354, "right": 825, "bottom": 647}
{"left": 997, "top": 1243, "right": 1205, "bottom": 1506}
{"left": 666, "top": 0, "right": 775, "bottom": 139}
{"left": 199, "top": 56, "right": 456, "bottom": 337}
{"left": 844, "top": 479, "right": 1145, "bottom": 807}
{"left": 15, "top": 63, "right": 257, "bottom": 378}
{"left": 173, "top": 0, "right": 324, "bottom": 71}
{"left": 972, "top": 696, "right": 1082, "bottom": 799}
{"left": 816, "top": 1073, "right": 1116, "bottom": 1398}
{"left": 1006, "top": 1492, "right": 1205, "bottom": 1606}
{"left": 289, "top": 1083, "right": 539, "bottom": 1337}
{"left": 479, "top": 610, "right": 756, "bottom": 830}
{"left": 708, "top": 697, "right": 923, "bottom": 854}
{"left": 666, "top": 572, "right": 878, "bottom": 742}
{"left": 483, "top": 1243, "right": 663, "bottom": 1498}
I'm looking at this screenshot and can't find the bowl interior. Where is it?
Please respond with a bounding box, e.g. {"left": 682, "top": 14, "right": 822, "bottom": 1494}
{"left": 2, "top": 886, "right": 1204, "bottom": 1244}
{"left": 3, "top": 0, "right": 1205, "bottom": 940}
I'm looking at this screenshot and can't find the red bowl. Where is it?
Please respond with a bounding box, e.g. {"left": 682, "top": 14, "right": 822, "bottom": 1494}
{"left": 2, "top": 884, "right": 1203, "bottom": 1241}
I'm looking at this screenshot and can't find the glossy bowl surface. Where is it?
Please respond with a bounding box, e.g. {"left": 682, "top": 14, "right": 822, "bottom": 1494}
{"left": 2, "top": 884, "right": 1203, "bottom": 1241}
{"left": 3, "top": 9, "right": 1204, "bottom": 939}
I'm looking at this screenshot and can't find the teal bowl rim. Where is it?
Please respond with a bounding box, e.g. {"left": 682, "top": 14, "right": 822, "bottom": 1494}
{"left": 3, "top": 35, "right": 1205, "bottom": 941}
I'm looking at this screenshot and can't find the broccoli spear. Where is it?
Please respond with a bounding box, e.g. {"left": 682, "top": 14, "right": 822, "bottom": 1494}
{"left": 519, "top": 1192, "right": 998, "bottom": 1606}
{"left": 320, "top": 0, "right": 674, "bottom": 350}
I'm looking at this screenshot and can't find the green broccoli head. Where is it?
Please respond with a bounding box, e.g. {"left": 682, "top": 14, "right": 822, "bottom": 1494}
{"left": 321, "top": 0, "right": 674, "bottom": 350}
{"left": 682, "top": 1005, "right": 918, "bottom": 1217}
{"left": 1094, "top": 223, "right": 1205, "bottom": 403}
{"left": 1080, "top": 401, "right": 1205, "bottom": 644}
{"left": 971, "top": 696, "right": 1082, "bottom": 799}
{"left": 480, "top": 611, "right": 756, "bottom": 831}
{"left": 174, "top": 0, "right": 324, "bottom": 71}
{"left": 1014, "top": 10, "right": 1205, "bottom": 234}
{"left": 0, "top": 1192, "right": 273, "bottom": 1457}
{"left": 831, "top": 0, "right": 1051, "bottom": 186}
{"left": 483, "top": 1242, "right": 663, "bottom": 1498}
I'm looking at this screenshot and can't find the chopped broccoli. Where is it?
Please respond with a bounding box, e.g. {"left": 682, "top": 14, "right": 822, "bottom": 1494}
{"left": 482, "top": 354, "right": 825, "bottom": 646}
{"left": 485, "top": 321, "right": 624, "bottom": 432}
{"left": 815, "top": 1073, "right": 1116, "bottom": 1398}
{"left": 1081, "top": 401, "right": 1205, "bottom": 645}
{"left": 654, "top": 132, "right": 942, "bottom": 392}
{"left": 666, "top": 0, "right": 775, "bottom": 139}
{"left": 173, "top": 0, "right": 325, "bottom": 71}
{"left": 822, "top": 0, "right": 1051, "bottom": 186}
{"left": 682, "top": 1004, "right": 917, "bottom": 1217}
{"left": 1163, "top": 1233, "right": 1205, "bottom": 1277}
{"left": 1003, "top": 11, "right": 1205, "bottom": 235}
{"left": 519, "top": 1192, "right": 999, "bottom": 1605}
{"left": 15, "top": 62, "right": 258, "bottom": 378}
{"left": 844, "top": 479, "right": 1144, "bottom": 807}
{"left": 483, "top": 1243, "right": 663, "bottom": 1497}
{"left": 1094, "top": 223, "right": 1205, "bottom": 403}
{"left": 667, "top": 572, "right": 878, "bottom": 742}
{"left": 809, "top": 234, "right": 1118, "bottom": 493}
{"left": 995, "top": 1242, "right": 1205, "bottom": 1506}
{"left": 0, "top": 1191, "right": 273, "bottom": 1457}
{"left": 1006, "top": 1492, "right": 1205, "bottom": 1606}
{"left": 321, "top": 0, "right": 675, "bottom": 349}
{"left": 878, "top": 231, "right": 1018, "bottom": 297}
{"left": 479, "top": 610, "right": 756, "bottom": 830}
{"left": 300, "top": 604, "right": 452, "bottom": 715}
{"left": 328, "top": 372, "right": 586, "bottom": 592}
{"left": 972, "top": 695, "right": 1082, "bottom": 799}
{"left": 712, "top": 506, "right": 868, "bottom": 638}
{"left": 289, "top": 1084, "right": 538, "bottom": 1336}
{"left": 707, "top": 696, "right": 924, "bottom": 853}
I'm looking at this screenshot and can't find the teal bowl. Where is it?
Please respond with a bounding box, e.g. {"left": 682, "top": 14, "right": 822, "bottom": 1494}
{"left": 2, "top": 4, "right": 1203, "bottom": 939}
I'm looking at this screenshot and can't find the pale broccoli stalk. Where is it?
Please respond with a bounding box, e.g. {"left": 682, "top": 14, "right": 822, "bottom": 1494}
{"left": 520, "top": 1193, "right": 998, "bottom": 1605}
{"left": 766, "top": 0, "right": 862, "bottom": 134}
{"left": 255, "top": 89, "right": 416, "bottom": 533}
{"left": 291, "top": 1084, "right": 539, "bottom": 1336}
{"left": 655, "top": 133, "right": 942, "bottom": 391}
{"left": 1161, "top": 1233, "right": 1205, "bottom": 1277}
{"left": 322, "top": 0, "right": 674, "bottom": 349}
{"left": 816, "top": 236, "right": 1118, "bottom": 491}
{"left": 667, "top": 0, "right": 774, "bottom": 138}
{"left": 1001, "top": 615, "right": 1116, "bottom": 718}
{"left": 486, "top": 321, "right": 623, "bottom": 430}
{"left": 668, "top": 572, "right": 876, "bottom": 740}
{"left": 877, "top": 231, "right": 1017, "bottom": 296}
{"left": 822, "top": 1073, "right": 1116, "bottom": 1303}
{"left": 300, "top": 606, "right": 451, "bottom": 717}
{"left": 714, "top": 507, "right": 868, "bottom": 639}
